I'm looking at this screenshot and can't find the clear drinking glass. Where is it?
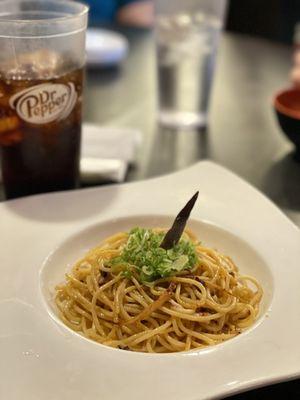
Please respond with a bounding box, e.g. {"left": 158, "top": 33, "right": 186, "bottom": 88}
{"left": 155, "top": 0, "right": 227, "bottom": 128}
{"left": 0, "top": 0, "right": 89, "bottom": 199}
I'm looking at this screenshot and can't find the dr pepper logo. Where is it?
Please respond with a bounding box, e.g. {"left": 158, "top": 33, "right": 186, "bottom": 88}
{"left": 9, "top": 82, "right": 77, "bottom": 124}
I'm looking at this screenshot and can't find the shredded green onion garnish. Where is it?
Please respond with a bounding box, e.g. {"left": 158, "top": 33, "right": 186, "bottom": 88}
{"left": 107, "top": 227, "right": 198, "bottom": 283}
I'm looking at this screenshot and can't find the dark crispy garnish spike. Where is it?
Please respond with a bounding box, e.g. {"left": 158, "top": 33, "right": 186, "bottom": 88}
{"left": 160, "top": 191, "right": 199, "bottom": 250}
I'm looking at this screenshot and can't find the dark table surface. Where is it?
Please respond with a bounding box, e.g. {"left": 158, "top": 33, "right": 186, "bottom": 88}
{"left": 83, "top": 28, "right": 300, "bottom": 399}
{"left": 1, "top": 28, "right": 300, "bottom": 398}
{"left": 84, "top": 29, "right": 300, "bottom": 229}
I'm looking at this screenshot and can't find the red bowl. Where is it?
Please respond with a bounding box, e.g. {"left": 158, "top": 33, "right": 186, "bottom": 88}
{"left": 274, "top": 88, "right": 300, "bottom": 151}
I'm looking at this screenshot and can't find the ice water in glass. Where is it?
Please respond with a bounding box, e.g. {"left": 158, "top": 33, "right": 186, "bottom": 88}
{"left": 156, "top": 12, "right": 222, "bottom": 128}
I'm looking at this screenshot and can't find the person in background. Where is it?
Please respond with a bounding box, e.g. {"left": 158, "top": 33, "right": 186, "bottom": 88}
{"left": 86, "top": 0, "right": 154, "bottom": 27}
{"left": 291, "top": 24, "right": 300, "bottom": 86}
{"left": 291, "top": 51, "right": 300, "bottom": 86}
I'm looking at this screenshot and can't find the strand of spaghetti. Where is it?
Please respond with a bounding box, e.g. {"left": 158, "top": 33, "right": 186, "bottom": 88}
{"left": 113, "top": 278, "right": 127, "bottom": 323}
{"left": 146, "top": 339, "right": 154, "bottom": 353}
{"left": 126, "top": 283, "right": 176, "bottom": 325}
{"left": 120, "top": 323, "right": 135, "bottom": 336}
{"left": 147, "top": 316, "right": 160, "bottom": 329}
{"left": 205, "top": 294, "right": 237, "bottom": 313}
{"left": 165, "top": 333, "right": 186, "bottom": 350}
{"left": 200, "top": 279, "right": 245, "bottom": 301}
{"left": 176, "top": 319, "right": 216, "bottom": 345}
{"left": 86, "top": 275, "right": 94, "bottom": 294}
{"left": 124, "top": 321, "right": 174, "bottom": 347}
{"left": 234, "top": 304, "right": 256, "bottom": 328}
{"left": 107, "top": 325, "right": 117, "bottom": 340}
{"left": 167, "top": 277, "right": 207, "bottom": 298}
{"left": 91, "top": 288, "right": 106, "bottom": 336}
{"left": 172, "top": 318, "right": 185, "bottom": 337}
{"left": 65, "top": 274, "right": 87, "bottom": 290}
{"left": 95, "top": 290, "right": 114, "bottom": 310}
{"left": 98, "top": 274, "right": 123, "bottom": 291}
{"left": 123, "top": 304, "right": 141, "bottom": 314}
{"left": 104, "top": 320, "right": 172, "bottom": 347}
{"left": 174, "top": 289, "right": 205, "bottom": 309}
{"left": 119, "top": 295, "right": 133, "bottom": 321}
{"left": 191, "top": 340, "right": 206, "bottom": 349}
{"left": 99, "top": 262, "right": 112, "bottom": 272}
{"left": 156, "top": 334, "right": 176, "bottom": 352}
{"left": 204, "top": 332, "right": 237, "bottom": 339}
{"left": 150, "top": 311, "right": 170, "bottom": 321}
{"left": 63, "top": 302, "right": 81, "bottom": 323}
{"left": 68, "top": 287, "right": 115, "bottom": 321}
{"left": 185, "top": 334, "right": 192, "bottom": 351}
{"left": 206, "top": 314, "right": 226, "bottom": 332}
{"left": 73, "top": 304, "right": 93, "bottom": 321}
{"left": 81, "top": 316, "right": 88, "bottom": 334}
{"left": 161, "top": 306, "right": 223, "bottom": 322}
{"left": 240, "top": 275, "right": 263, "bottom": 300}
{"left": 56, "top": 298, "right": 82, "bottom": 330}
{"left": 169, "top": 300, "right": 195, "bottom": 314}
{"left": 116, "top": 325, "right": 123, "bottom": 341}
{"left": 131, "top": 276, "right": 153, "bottom": 304}
{"left": 91, "top": 259, "right": 100, "bottom": 290}
{"left": 129, "top": 291, "right": 150, "bottom": 308}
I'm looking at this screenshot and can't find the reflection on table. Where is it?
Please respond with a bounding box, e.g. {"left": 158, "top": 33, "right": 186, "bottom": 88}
{"left": 84, "top": 29, "right": 300, "bottom": 228}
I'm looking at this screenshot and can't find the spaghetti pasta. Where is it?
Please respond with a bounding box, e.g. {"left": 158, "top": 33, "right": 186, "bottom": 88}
{"left": 55, "top": 228, "right": 263, "bottom": 353}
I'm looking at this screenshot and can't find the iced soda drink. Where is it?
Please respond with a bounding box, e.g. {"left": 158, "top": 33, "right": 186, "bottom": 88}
{"left": 0, "top": 0, "right": 88, "bottom": 199}
{"left": 0, "top": 51, "right": 83, "bottom": 198}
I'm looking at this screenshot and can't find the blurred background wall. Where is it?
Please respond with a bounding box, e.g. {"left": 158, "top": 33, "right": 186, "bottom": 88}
{"left": 226, "top": 0, "right": 300, "bottom": 43}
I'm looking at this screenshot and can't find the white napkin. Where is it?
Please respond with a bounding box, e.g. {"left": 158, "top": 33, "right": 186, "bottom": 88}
{"left": 81, "top": 123, "right": 141, "bottom": 183}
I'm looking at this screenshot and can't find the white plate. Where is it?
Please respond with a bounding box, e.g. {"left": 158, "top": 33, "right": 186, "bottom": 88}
{"left": 1, "top": 161, "right": 300, "bottom": 400}
{"left": 86, "top": 28, "right": 128, "bottom": 67}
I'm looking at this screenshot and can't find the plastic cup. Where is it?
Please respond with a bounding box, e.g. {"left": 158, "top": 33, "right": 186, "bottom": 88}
{"left": 0, "top": 0, "right": 89, "bottom": 199}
